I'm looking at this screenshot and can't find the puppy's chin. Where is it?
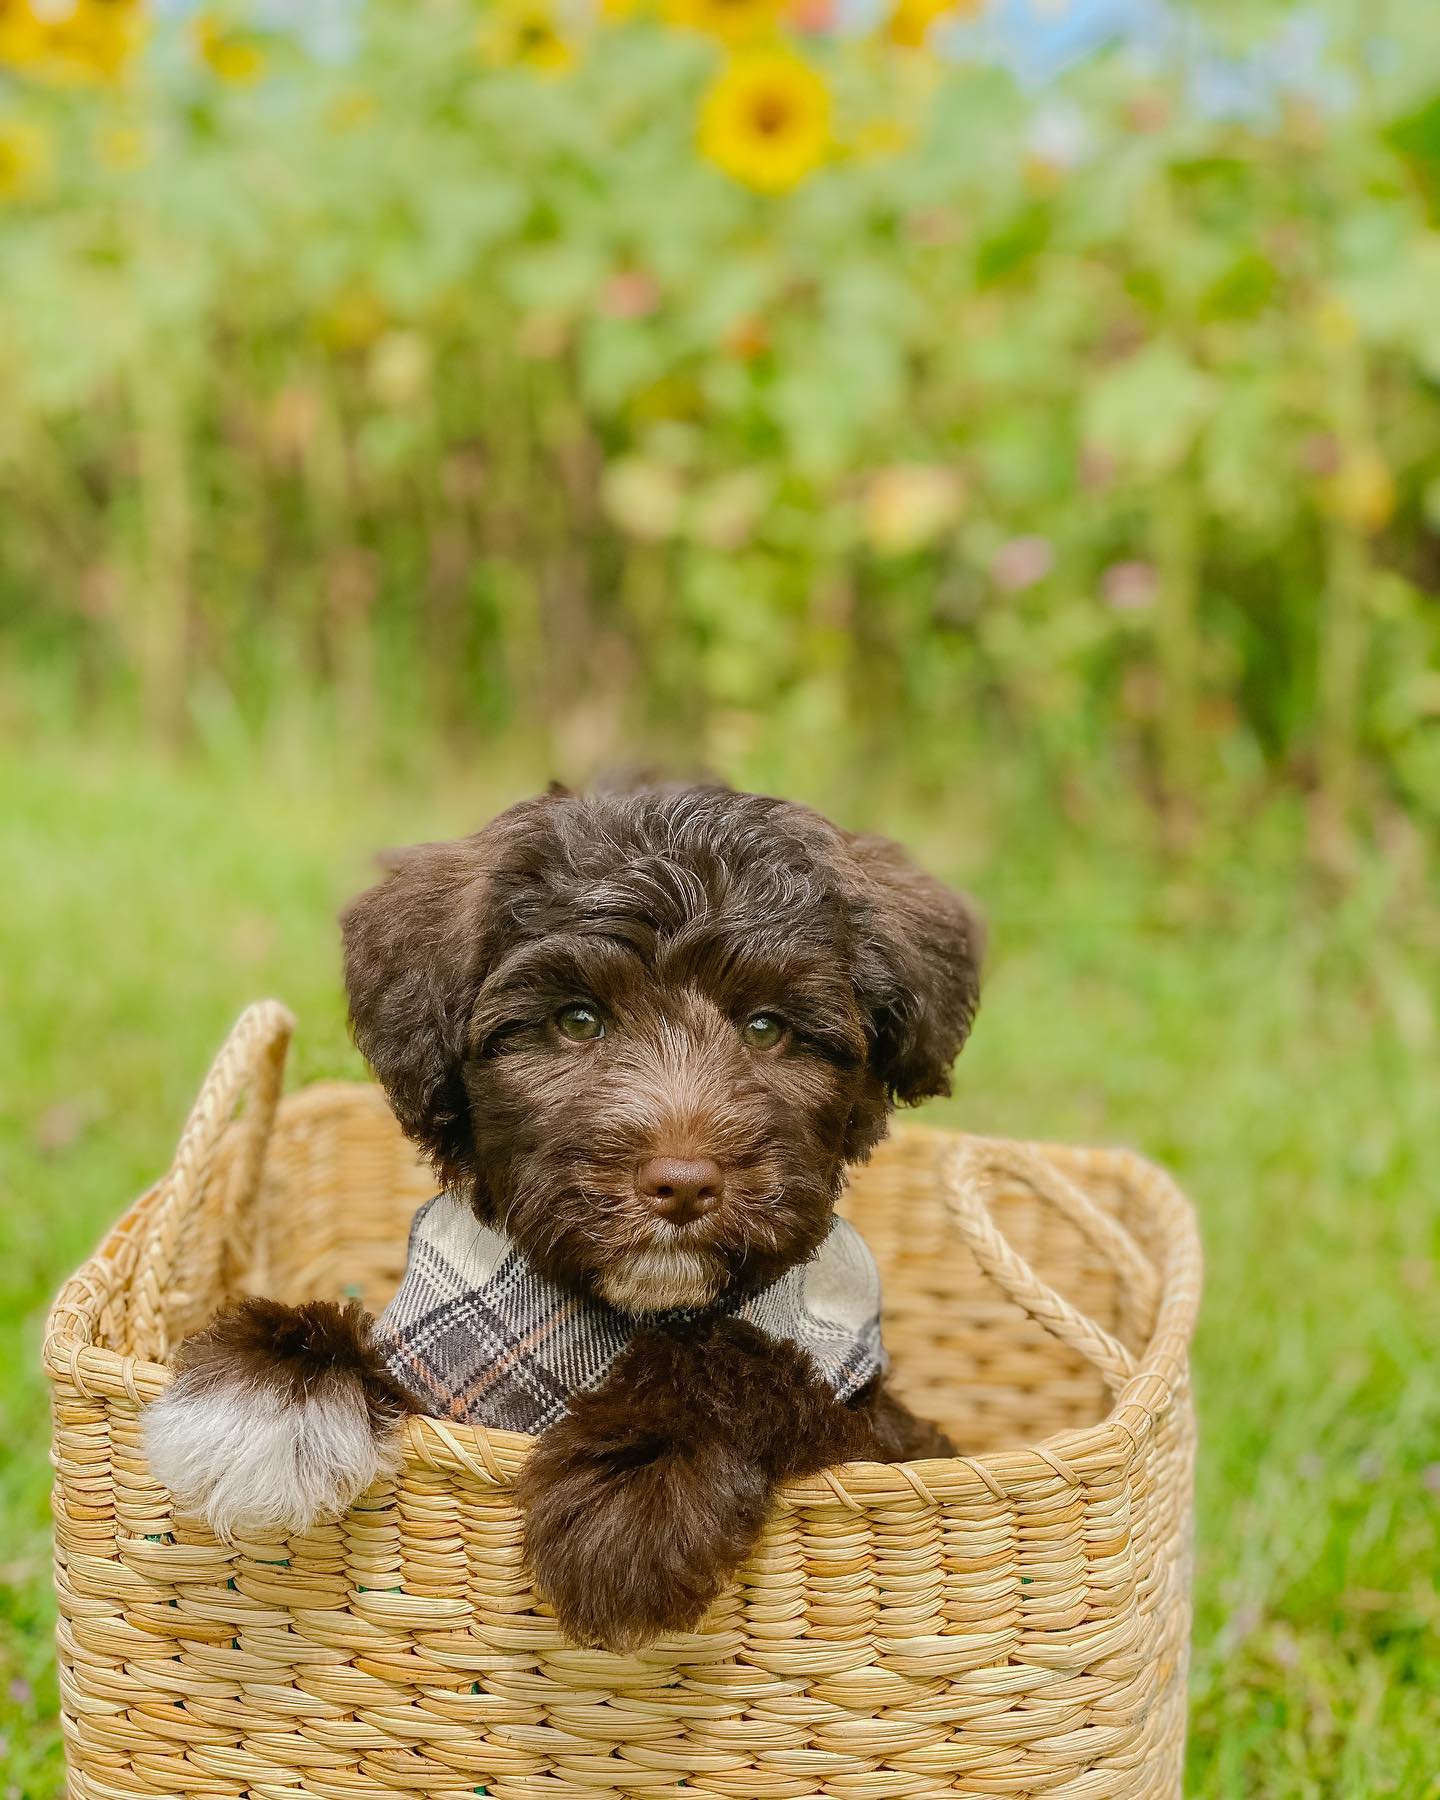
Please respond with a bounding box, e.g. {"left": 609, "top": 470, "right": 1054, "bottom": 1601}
{"left": 597, "top": 1247, "right": 723, "bottom": 1315}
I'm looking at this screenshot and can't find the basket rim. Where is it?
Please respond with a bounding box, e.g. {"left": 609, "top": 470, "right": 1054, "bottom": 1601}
{"left": 44, "top": 1085, "right": 1201, "bottom": 1511}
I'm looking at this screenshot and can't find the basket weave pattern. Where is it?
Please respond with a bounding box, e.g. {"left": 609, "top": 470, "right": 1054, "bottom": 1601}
{"left": 45, "top": 1002, "right": 1201, "bottom": 1800}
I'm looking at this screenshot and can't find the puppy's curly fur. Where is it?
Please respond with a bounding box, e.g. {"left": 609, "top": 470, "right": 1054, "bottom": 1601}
{"left": 517, "top": 1318, "right": 957, "bottom": 1650}
{"left": 145, "top": 782, "right": 982, "bottom": 1647}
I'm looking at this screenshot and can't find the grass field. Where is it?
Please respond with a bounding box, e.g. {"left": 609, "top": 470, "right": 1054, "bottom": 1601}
{"left": 2, "top": 735, "right": 1437, "bottom": 1797}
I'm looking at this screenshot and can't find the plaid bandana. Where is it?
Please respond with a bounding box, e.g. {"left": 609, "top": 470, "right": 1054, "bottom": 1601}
{"left": 374, "top": 1193, "right": 887, "bottom": 1435}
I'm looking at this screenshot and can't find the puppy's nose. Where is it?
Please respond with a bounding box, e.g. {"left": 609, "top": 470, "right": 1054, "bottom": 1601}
{"left": 635, "top": 1156, "right": 725, "bottom": 1224}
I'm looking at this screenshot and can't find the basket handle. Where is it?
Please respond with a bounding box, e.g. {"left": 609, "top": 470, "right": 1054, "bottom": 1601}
{"left": 942, "top": 1138, "right": 1161, "bottom": 1397}
{"left": 130, "top": 1000, "right": 295, "bottom": 1359}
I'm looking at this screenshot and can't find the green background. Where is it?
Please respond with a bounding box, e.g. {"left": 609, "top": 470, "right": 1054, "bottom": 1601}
{"left": 3, "top": 1, "right": 1439, "bottom": 1792}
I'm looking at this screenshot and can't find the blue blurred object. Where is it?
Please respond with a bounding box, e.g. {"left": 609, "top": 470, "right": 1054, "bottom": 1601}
{"left": 1179, "top": 10, "right": 1354, "bottom": 120}
{"left": 153, "top": 0, "right": 357, "bottom": 60}
{"left": 940, "top": 0, "right": 1169, "bottom": 87}
{"left": 935, "top": 0, "right": 1354, "bottom": 120}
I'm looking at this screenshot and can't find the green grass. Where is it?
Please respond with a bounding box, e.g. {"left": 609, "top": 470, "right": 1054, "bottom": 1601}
{"left": 2, "top": 734, "right": 1437, "bottom": 1798}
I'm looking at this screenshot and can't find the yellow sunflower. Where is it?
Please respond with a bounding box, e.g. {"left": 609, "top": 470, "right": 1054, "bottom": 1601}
{"left": 883, "top": 0, "right": 983, "bottom": 50}
{"left": 1321, "top": 446, "right": 1396, "bottom": 536}
{"left": 851, "top": 117, "right": 913, "bottom": 159}
{"left": 0, "top": 0, "right": 44, "bottom": 70}
{"left": 665, "top": 0, "right": 778, "bottom": 43}
{"left": 52, "top": 0, "right": 146, "bottom": 82}
{"left": 0, "top": 114, "right": 50, "bottom": 200}
{"left": 699, "top": 48, "right": 830, "bottom": 194}
{"left": 477, "top": 0, "right": 574, "bottom": 73}
{"left": 315, "top": 283, "right": 387, "bottom": 354}
{"left": 194, "top": 11, "right": 267, "bottom": 84}
{"left": 96, "top": 119, "right": 151, "bottom": 168}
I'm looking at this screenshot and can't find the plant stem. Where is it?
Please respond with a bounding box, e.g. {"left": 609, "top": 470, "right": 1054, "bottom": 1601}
{"left": 128, "top": 366, "right": 192, "bottom": 746}
{"left": 1315, "top": 338, "right": 1373, "bottom": 858}
{"left": 1154, "top": 469, "right": 1201, "bottom": 823}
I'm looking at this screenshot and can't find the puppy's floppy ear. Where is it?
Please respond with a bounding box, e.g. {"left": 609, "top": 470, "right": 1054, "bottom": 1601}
{"left": 341, "top": 835, "right": 497, "bottom": 1189}
{"left": 841, "top": 832, "right": 984, "bottom": 1105}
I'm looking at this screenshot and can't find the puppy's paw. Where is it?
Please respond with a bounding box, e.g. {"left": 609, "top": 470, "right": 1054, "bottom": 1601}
{"left": 518, "top": 1420, "right": 768, "bottom": 1653}
{"left": 143, "top": 1297, "right": 410, "bottom": 1542}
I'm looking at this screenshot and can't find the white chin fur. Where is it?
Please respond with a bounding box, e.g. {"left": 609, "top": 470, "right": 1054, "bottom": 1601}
{"left": 598, "top": 1248, "right": 720, "bottom": 1314}
{"left": 143, "top": 1377, "right": 399, "bottom": 1542}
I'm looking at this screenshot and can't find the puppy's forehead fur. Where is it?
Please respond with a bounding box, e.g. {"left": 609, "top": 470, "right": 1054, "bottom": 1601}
{"left": 486, "top": 786, "right": 848, "bottom": 945}
{"left": 468, "top": 791, "right": 863, "bottom": 1052}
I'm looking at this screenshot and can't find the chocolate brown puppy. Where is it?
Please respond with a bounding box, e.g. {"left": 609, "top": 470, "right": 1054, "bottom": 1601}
{"left": 145, "top": 782, "right": 980, "bottom": 1649}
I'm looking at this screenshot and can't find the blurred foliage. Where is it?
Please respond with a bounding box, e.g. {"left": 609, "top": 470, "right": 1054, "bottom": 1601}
{"left": 1, "top": 0, "right": 1439, "bottom": 841}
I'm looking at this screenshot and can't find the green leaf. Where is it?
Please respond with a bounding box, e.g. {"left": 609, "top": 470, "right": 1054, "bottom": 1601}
{"left": 1084, "top": 341, "right": 1216, "bottom": 477}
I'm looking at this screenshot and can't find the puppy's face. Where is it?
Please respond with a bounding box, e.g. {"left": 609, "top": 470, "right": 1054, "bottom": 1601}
{"left": 343, "top": 786, "right": 981, "bottom": 1312}
{"left": 464, "top": 895, "right": 872, "bottom": 1310}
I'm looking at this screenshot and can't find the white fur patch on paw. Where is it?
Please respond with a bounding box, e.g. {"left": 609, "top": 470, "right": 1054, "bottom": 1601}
{"left": 143, "top": 1377, "right": 400, "bottom": 1542}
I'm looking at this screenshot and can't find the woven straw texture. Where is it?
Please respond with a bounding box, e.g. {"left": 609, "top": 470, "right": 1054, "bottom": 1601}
{"left": 45, "top": 1001, "right": 1202, "bottom": 1800}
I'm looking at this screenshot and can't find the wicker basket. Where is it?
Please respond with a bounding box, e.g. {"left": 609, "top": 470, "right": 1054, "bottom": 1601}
{"left": 45, "top": 1000, "right": 1201, "bottom": 1800}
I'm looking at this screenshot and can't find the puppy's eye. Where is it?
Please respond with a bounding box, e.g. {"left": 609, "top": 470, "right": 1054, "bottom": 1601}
{"left": 556, "top": 1004, "right": 604, "bottom": 1043}
{"left": 741, "top": 1012, "right": 787, "bottom": 1051}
